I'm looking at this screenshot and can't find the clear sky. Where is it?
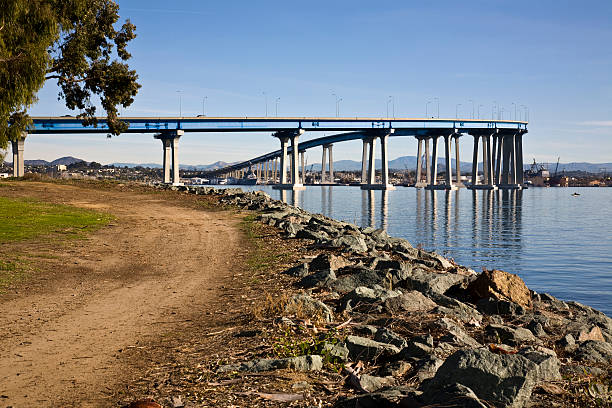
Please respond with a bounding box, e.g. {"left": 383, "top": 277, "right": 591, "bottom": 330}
{"left": 23, "top": 0, "right": 612, "bottom": 166}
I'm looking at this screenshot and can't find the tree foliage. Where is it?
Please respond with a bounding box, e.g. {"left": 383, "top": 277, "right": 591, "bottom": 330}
{"left": 0, "top": 0, "right": 140, "bottom": 149}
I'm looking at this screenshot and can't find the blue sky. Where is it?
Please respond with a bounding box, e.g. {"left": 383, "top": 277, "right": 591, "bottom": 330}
{"left": 24, "top": 0, "right": 612, "bottom": 166}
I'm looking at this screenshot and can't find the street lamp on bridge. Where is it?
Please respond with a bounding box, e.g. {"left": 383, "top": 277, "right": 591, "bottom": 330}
{"left": 455, "top": 103, "right": 462, "bottom": 118}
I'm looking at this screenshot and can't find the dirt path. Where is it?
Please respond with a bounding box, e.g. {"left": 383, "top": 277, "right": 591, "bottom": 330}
{"left": 0, "top": 182, "right": 246, "bottom": 407}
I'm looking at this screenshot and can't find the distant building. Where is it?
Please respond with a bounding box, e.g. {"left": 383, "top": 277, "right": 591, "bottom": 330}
{"left": 57, "top": 164, "right": 67, "bottom": 171}
{"left": 0, "top": 173, "right": 9, "bottom": 178}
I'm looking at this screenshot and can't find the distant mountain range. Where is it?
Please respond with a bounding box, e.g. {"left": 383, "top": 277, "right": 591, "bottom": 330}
{"left": 6, "top": 156, "right": 612, "bottom": 173}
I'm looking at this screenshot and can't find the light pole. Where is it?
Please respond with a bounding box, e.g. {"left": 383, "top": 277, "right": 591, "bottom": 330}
{"left": 469, "top": 99, "right": 474, "bottom": 119}
{"left": 478, "top": 104, "right": 484, "bottom": 119}
{"left": 202, "top": 96, "right": 207, "bottom": 116}
{"left": 434, "top": 97, "right": 439, "bottom": 118}
{"left": 332, "top": 93, "right": 342, "bottom": 117}
{"left": 262, "top": 91, "right": 268, "bottom": 117}
{"left": 492, "top": 101, "right": 497, "bottom": 120}
{"left": 177, "top": 90, "right": 182, "bottom": 117}
{"left": 275, "top": 97, "right": 280, "bottom": 117}
{"left": 455, "top": 103, "right": 462, "bottom": 118}
{"left": 389, "top": 95, "right": 395, "bottom": 118}
{"left": 426, "top": 100, "right": 432, "bottom": 118}
{"left": 512, "top": 103, "right": 516, "bottom": 121}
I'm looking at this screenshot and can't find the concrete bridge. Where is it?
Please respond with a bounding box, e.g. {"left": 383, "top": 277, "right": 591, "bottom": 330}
{"left": 11, "top": 116, "right": 527, "bottom": 190}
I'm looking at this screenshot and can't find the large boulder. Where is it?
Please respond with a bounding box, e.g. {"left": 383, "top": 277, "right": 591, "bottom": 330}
{"left": 468, "top": 269, "right": 532, "bottom": 308}
{"left": 384, "top": 290, "right": 437, "bottom": 314}
{"left": 329, "top": 235, "right": 369, "bottom": 253}
{"left": 574, "top": 340, "right": 612, "bottom": 363}
{"left": 485, "top": 324, "right": 537, "bottom": 346}
{"left": 424, "top": 348, "right": 560, "bottom": 408}
{"left": 402, "top": 268, "right": 467, "bottom": 296}
{"left": 330, "top": 267, "right": 391, "bottom": 293}
{"left": 343, "top": 335, "right": 401, "bottom": 361}
{"left": 309, "top": 253, "right": 351, "bottom": 272}
{"left": 284, "top": 293, "right": 334, "bottom": 322}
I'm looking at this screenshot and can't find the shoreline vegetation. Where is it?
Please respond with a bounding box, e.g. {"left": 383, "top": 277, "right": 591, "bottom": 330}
{"left": 149, "top": 183, "right": 612, "bottom": 407}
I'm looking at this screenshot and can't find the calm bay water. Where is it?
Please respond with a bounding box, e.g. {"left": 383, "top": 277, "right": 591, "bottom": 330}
{"left": 224, "top": 185, "right": 612, "bottom": 315}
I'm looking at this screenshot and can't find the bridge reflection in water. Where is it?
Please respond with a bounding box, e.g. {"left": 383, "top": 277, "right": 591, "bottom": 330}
{"left": 275, "top": 186, "right": 523, "bottom": 271}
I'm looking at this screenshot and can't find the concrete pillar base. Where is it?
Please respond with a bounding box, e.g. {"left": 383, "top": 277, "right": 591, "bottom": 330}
{"left": 414, "top": 182, "right": 428, "bottom": 188}
{"left": 273, "top": 184, "right": 306, "bottom": 191}
{"left": 497, "top": 184, "right": 523, "bottom": 190}
{"left": 425, "top": 184, "right": 457, "bottom": 190}
{"left": 468, "top": 184, "right": 498, "bottom": 190}
{"left": 360, "top": 184, "right": 396, "bottom": 191}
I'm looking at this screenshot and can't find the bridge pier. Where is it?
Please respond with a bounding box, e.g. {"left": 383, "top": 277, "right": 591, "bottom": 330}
{"left": 469, "top": 131, "right": 498, "bottom": 190}
{"left": 155, "top": 130, "right": 183, "bottom": 185}
{"left": 321, "top": 144, "right": 334, "bottom": 184}
{"left": 273, "top": 129, "right": 305, "bottom": 190}
{"left": 426, "top": 132, "right": 457, "bottom": 190}
{"left": 11, "top": 133, "right": 26, "bottom": 177}
{"left": 361, "top": 129, "right": 395, "bottom": 190}
{"left": 495, "top": 131, "right": 525, "bottom": 189}
{"left": 415, "top": 138, "right": 425, "bottom": 187}
{"left": 300, "top": 151, "right": 306, "bottom": 184}
{"left": 361, "top": 140, "right": 369, "bottom": 184}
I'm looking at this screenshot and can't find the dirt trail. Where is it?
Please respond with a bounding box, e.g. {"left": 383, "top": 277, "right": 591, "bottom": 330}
{"left": 0, "top": 182, "right": 245, "bottom": 407}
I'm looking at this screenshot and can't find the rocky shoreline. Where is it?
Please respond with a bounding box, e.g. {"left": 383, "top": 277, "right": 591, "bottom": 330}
{"left": 162, "top": 184, "right": 612, "bottom": 407}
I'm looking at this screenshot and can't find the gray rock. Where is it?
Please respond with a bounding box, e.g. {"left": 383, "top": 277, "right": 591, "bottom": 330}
{"left": 422, "top": 383, "right": 487, "bottom": 408}
{"left": 414, "top": 356, "right": 444, "bottom": 381}
{"left": 333, "top": 387, "right": 415, "bottom": 408}
{"left": 477, "top": 297, "right": 526, "bottom": 316}
{"left": 343, "top": 335, "right": 401, "bottom": 361}
{"left": 374, "top": 328, "right": 408, "bottom": 349}
{"left": 331, "top": 267, "right": 391, "bottom": 293}
{"left": 527, "top": 321, "right": 546, "bottom": 337}
{"left": 574, "top": 340, "right": 612, "bottom": 363}
{"left": 425, "top": 348, "right": 560, "bottom": 408}
{"left": 284, "top": 262, "right": 309, "bottom": 277}
{"left": 329, "top": 235, "right": 369, "bottom": 253}
{"left": 298, "top": 269, "right": 336, "bottom": 289}
{"left": 401, "top": 341, "right": 435, "bottom": 360}
{"left": 384, "top": 290, "right": 437, "bottom": 313}
{"left": 485, "top": 324, "right": 536, "bottom": 346}
{"left": 295, "top": 228, "right": 329, "bottom": 242}
{"left": 432, "top": 299, "right": 483, "bottom": 325}
{"left": 417, "top": 250, "right": 454, "bottom": 270}
{"left": 217, "top": 355, "right": 323, "bottom": 373}
{"left": 285, "top": 222, "right": 303, "bottom": 237}
{"left": 340, "top": 286, "right": 402, "bottom": 310}
{"left": 359, "top": 374, "right": 396, "bottom": 393}
{"left": 309, "top": 252, "right": 350, "bottom": 272}
{"left": 402, "top": 268, "right": 467, "bottom": 296}
{"left": 284, "top": 293, "right": 334, "bottom": 322}
{"left": 322, "top": 342, "right": 350, "bottom": 362}
{"left": 436, "top": 318, "right": 482, "bottom": 348}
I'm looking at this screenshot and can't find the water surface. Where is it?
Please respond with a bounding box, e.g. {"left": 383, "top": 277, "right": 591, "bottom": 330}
{"left": 223, "top": 185, "right": 612, "bottom": 315}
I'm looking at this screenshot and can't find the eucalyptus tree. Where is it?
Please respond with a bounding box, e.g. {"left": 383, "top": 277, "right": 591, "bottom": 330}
{"left": 0, "top": 0, "right": 141, "bottom": 151}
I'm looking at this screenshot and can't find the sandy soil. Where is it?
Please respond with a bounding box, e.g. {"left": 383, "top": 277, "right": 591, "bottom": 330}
{"left": 0, "top": 182, "right": 246, "bottom": 407}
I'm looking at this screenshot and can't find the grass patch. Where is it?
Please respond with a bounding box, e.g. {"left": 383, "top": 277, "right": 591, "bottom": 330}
{"left": 240, "top": 214, "right": 289, "bottom": 272}
{"left": 0, "top": 196, "right": 114, "bottom": 243}
{"left": 0, "top": 258, "right": 31, "bottom": 293}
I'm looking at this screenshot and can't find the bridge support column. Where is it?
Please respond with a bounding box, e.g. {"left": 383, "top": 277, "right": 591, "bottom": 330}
{"left": 415, "top": 138, "right": 425, "bottom": 187}
{"left": 425, "top": 138, "right": 431, "bottom": 185}
{"left": 328, "top": 144, "right": 334, "bottom": 183}
{"left": 273, "top": 129, "right": 305, "bottom": 190}
{"left": 516, "top": 133, "right": 524, "bottom": 185}
{"left": 321, "top": 145, "right": 327, "bottom": 183}
{"left": 454, "top": 135, "right": 463, "bottom": 187}
{"left": 155, "top": 130, "right": 183, "bottom": 185}
{"left": 444, "top": 134, "right": 457, "bottom": 190}
{"left": 429, "top": 135, "right": 439, "bottom": 188}
{"left": 11, "top": 133, "right": 26, "bottom": 177}
{"left": 300, "top": 151, "right": 305, "bottom": 184}
{"left": 361, "top": 129, "right": 395, "bottom": 190}
{"left": 471, "top": 135, "right": 479, "bottom": 187}
{"left": 469, "top": 132, "right": 498, "bottom": 190}
{"left": 361, "top": 140, "right": 369, "bottom": 184}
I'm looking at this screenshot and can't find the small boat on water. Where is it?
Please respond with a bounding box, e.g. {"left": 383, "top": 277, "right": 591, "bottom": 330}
{"left": 571, "top": 192, "right": 580, "bottom": 196}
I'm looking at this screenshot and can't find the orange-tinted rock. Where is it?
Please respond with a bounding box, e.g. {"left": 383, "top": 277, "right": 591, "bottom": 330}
{"left": 577, "top": 326, "right": 605, "bottom": 342}
{"left": 469, "top": 269, "right": 532, "bottom": 308}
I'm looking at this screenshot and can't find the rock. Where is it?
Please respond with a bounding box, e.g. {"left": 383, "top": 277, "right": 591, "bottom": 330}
{"left": 331, "top": 267, "right": 391, "bottom": 293}
{"left": 577, "top": 326, "right": 605, "bottom": 343}
{"left": 485, "top": 324, "right": 537, "bottom": 346}
{"left": 526, "top": 321, "right": 546, "bottom": 337}
{"left": 401, "top": 341, "right": 435, "bottom": 360}
{"left": 424, "top": 348, "right": 560, "bottom": 408}
{"left": 374, "top": 259, "right": 406, "bottom": 271}
{"left": 417, "top": 250, "right": 454, "bottom": 270}
{"left": 556, "top": 334, "right": 576, "bottom": 352}
{"left": 359, "top": 374, "right": 395, "bottom": 393}
{"left": 309, "top": 253, "right": 350, "bottom": 272}
{"left": 402, "top": 268, "right": 467, "bottom": 296}
{"left": 333, "top": 387, "right": 415, "bottom": 408}
{"left": 283, "top": 262, "right": 309, "bottom": 278}
{"left": 468, "top": 269, "right": 532, "bottom": 308}
{"left": 436, "top": 318, "right": 482, "bottom": 348}
{"left": 422, "top": 383, "right": 487, "bottom": 408}
{"left": 378, "top": 360, "right": 412, "bottom": 377}
{"left": 374, "top": 328, "right": 408, "bottom": 349}
{"left": 574, "top": 340, "right": 612, "bottom": 363}
{"left": 340, "top": 286, "right": 402, "bottom": 311}
{"left": 476, "top": 297, "right": 526, "bottom": 316}
{"left": 384, "top": 290, "right": 437, "bottom": 314}
{"left": 298, "top": 269, "right": 336, "bottom": 289}
{"left": 330, "top": 235, "right": 368, "bottom": 253}
{"left": 433, "top": 301, "right": 483, "bottom": 325}
{"left": 343, "top": 335, "right": 401, "bottom": 361}
{"left": 284, "top": 293, "right": 334, "bottom": 322}
{"left": 323, "top": 342, "right": 350, "bottom": 362}
{"left": 295, "top": 228, "right": 329, "bottom": 242}
{"left": 285, "top": 222, "right": 303, "bottom": 237}
{"left": 291, "top": 381, "right": 310, "bottom": 391}
{"left": 414, "top": 356, "right": 444, "bottom": 381}
{"left": 217, "top": 355, "right": 323, "bottom": 373}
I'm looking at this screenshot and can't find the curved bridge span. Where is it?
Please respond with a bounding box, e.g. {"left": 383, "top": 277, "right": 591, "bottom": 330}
{"left": 10, "top": 116, "right": 526, "bottom": 190}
